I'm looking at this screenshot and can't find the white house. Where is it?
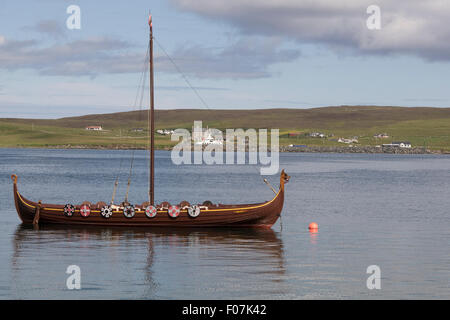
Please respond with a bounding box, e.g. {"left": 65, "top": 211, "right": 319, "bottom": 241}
{"left": 156, "top": 129, "right": 174, "bottom": 135}
{"left": 310, "top": 132, "right": 326, "bottom": 138}
{"left": 338, "top": 137, "right": 358, "bottom": 144}
{"left": 85, "top": 126, "right": 103, "bottom": 131}
{"left": 382, "top": 141, "right": 412, "bottom": 148}
{"left": 394, "top": 141, "right": 412, "bottom": 148}
{"left": 193, "top": 128, "right": 223, "bottom": 146}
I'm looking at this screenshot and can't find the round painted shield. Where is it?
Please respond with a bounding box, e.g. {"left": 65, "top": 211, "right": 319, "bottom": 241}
{"left": 123, "top": 205, "right": 135, "bottom": 218}
{"left": 168, "top": 205, "right": 180, "bottom": 218}
{"left": 188, "top": 205, "right": 200, "bottom": 218}
{"left": 80, "top": 204, "right": 91, "bottom": 217}
{"left": 145, "top": 205, "right": 157, "bottom": 218}
{"left": 64, "top": 204, "right": 75, "bottom": 217}
{"left": 101, "top": 205, "right": 113, "bottom": 218}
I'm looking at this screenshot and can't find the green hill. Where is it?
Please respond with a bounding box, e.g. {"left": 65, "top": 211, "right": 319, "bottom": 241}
{"left": 1, "top": 106, "right": 450, "bottom": 151}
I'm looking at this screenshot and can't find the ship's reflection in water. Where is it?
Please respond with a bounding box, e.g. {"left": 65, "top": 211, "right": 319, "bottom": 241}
{"left": 11, "top": 225, "right": 285, "bottom": 299}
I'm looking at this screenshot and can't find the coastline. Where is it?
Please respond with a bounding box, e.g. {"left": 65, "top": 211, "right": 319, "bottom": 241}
{"left": 280, "top": 145, "right": 446, "bottom": 154}
{"left": 2, "top": 144, "right": 448, "bottom": 154}
{"left": 3, "top": 106, "right": 450, "bottom": 154}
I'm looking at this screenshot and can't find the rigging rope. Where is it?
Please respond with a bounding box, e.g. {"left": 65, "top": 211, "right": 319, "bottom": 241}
{"left": 123, "top": 43, "right": 149, "bottom": 203}
{"left": 108, "top": 43, "right": 149, "bottom": 205}
{"left": 154, "top": 37, "right": 211, "bottom": 111}
{"left": 110, "top": 157, "right": 124, "bottom": 205}
{"left": 154, "top": 37, "right": 273, "bottom": 191}
{"left": 124, "top": 148, "right": 135, "bottom": 204}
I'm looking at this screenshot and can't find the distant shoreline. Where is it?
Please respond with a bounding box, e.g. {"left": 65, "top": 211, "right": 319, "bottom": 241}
{"left": 280, "top": 145, "right": 446, "bottom": 154}
{"left": 2, "top": 106, "right": 450, "bottom": 153}
{"left": 2, "top": 145, "right": 448, "bottom": 154}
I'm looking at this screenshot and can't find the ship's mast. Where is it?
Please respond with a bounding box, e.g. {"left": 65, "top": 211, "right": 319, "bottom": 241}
{"left": 149, "top": 14, "right": 155, "bottom": 205}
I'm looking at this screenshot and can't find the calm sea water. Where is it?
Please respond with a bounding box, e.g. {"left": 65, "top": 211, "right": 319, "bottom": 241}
{"left": 0, "top": 148, "right": 449, "bottom": 299}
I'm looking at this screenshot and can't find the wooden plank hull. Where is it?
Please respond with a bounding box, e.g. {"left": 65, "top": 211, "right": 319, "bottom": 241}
{"left": 11, "top": 172, "right": 289, "bottom": 229}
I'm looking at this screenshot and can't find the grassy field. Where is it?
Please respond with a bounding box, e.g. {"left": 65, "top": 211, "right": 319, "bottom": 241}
{"left": 1, "top": 106, "right": 450, "bottom": 151}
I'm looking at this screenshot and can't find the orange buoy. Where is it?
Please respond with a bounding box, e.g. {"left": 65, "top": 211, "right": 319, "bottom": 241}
{"left": 308, "top": 222, "right": 318, "bottom": 230}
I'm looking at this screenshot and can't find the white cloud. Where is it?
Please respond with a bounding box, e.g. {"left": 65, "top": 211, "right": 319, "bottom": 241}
{"left": 172, "top": 0, "right": 450, "bottom": 61}
{"left": 0, "top": 36, "right": 143, "bottom": 76}
{"left": 0, "top": 32, "right": 300, "bottom": 79}
{"left": 156, "top": 36, "right": 300, "bottom": 79}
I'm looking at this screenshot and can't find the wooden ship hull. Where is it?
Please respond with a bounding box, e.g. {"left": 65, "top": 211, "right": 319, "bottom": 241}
{"left": 11, "top": 171, "right": 289, "bottom": 228}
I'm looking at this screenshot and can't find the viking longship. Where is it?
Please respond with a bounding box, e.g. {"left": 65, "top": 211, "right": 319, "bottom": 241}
{"left": 11, "top": 15, "right": 289, "bottom": 228}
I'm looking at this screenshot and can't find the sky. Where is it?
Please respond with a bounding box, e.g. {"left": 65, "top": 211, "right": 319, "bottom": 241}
{"left": 1, "top": 0, "right": 450, "bottom": 118}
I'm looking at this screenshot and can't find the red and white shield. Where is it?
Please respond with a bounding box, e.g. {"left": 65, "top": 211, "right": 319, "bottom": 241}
{"left": 80, "top": 204, "right": 91, "bottom": 217}
{"left": 145, "top": 205, "right": 157, "bottom": 218}
{"left": 167, "top": 205, "right": 180, "bottom": 218}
